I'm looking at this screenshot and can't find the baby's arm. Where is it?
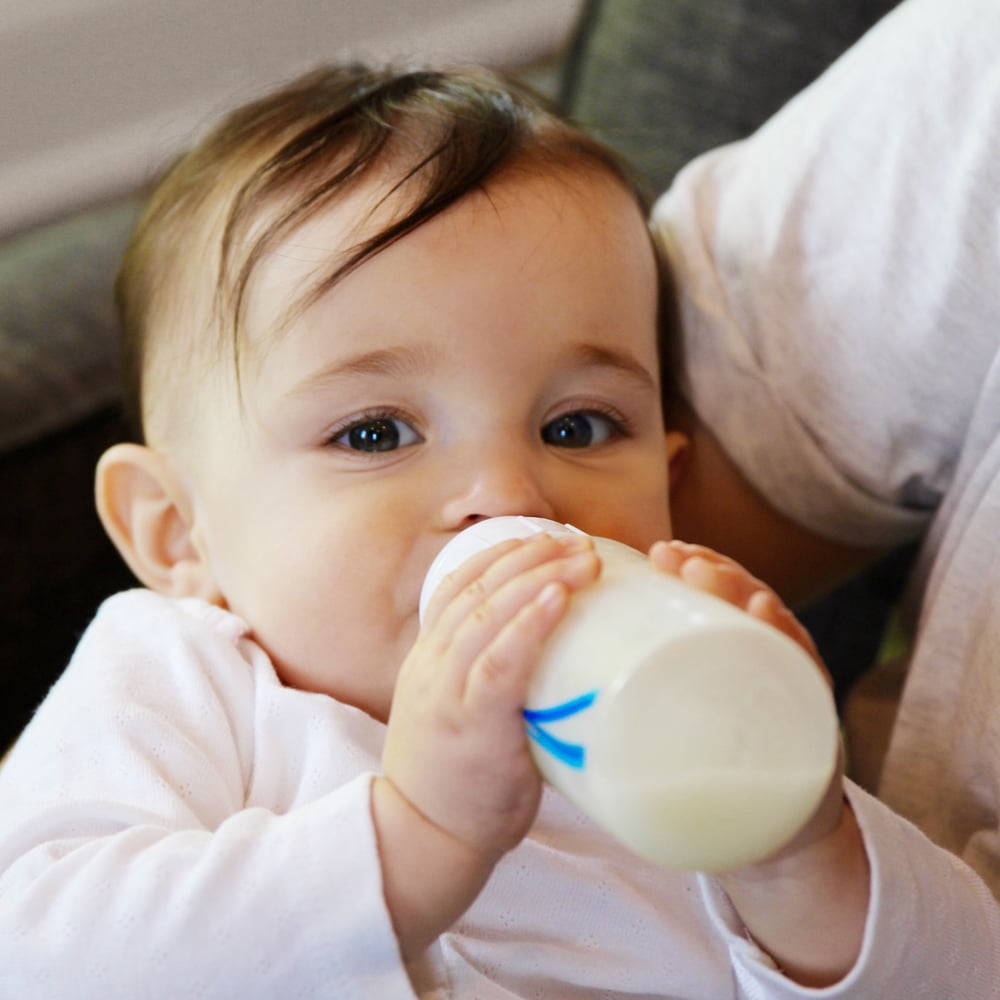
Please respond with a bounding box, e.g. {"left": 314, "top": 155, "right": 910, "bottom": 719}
{"left": 651, "top": 541, "right": 869, "bottom": 988}
{"left": 0, "top": 592, "right": 416, "bottom": 998}
{"left": 376, "top": 532, "right": 600, "bottom": 960}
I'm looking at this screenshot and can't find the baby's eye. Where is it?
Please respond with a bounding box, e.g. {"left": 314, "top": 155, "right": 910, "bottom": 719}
{"left": 331, "top": 414, "right": 421, "bottom": 453}
{"left": 541, "top": 410, "right": 623, "bottom": 449}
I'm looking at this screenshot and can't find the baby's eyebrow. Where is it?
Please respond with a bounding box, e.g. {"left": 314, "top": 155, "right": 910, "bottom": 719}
{"left": 284, "top": 341, "right": 656, "bottom": 401}
{"left": 286, "top": 344, "right": 436, "bottom": 398}
{"left": 565, "top": 343, "right": 658, "bottom": 392}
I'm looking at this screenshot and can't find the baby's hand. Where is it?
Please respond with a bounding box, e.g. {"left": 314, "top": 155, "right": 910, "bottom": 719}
{"left": 375, "top": 531, "right": 599, "bottom": 957}
{"left": 649, "top": 540, "right": 827, "bottom": 683}
{"left": 649, "top": 538, "right": 841, "bottom": 844}
{"left": 651, "top": 540, "right": 865, "bottom": 986}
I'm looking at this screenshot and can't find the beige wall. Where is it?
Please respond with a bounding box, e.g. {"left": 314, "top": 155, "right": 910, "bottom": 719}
{"left": 1, "top": 0, "right": 581, "bottom": 237}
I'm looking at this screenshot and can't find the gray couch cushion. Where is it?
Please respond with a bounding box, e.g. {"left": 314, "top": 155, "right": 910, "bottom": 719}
{"left": 1, "top": 199, "right": 139, "bottom": 750}
{"left": 0, "top": 199, "right": 139, "bottom": 454}
{"left": 562, "top": 0, "right": 900, "bottom": 192}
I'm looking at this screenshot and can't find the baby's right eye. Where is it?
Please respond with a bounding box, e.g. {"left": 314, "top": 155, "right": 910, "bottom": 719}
{"left": 330, "top": 413, "right": 421, "bottom": 453}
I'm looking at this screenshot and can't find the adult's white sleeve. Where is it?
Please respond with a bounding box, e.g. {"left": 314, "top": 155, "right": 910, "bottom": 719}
{"left": 653, "top": 0, "right": 1000, "bottom": 547}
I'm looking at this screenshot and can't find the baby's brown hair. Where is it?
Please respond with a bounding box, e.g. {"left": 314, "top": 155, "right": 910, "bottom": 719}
{"left": 116, "top": 64, "right": 680, "bottom": 442}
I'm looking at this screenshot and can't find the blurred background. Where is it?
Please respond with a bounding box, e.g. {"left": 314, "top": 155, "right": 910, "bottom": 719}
{"left": 0, "top": 0, "right": 581, "bottom": 238}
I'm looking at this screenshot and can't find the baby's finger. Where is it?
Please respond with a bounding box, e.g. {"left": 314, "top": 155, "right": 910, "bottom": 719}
{"left": 649, "top": 539, "right": 685, "bottom": 576}
{"left": 423, "top": 532, "right": 592, "bottom": 630}
{"left": 651, "top": 540, "right": 747, "bottom": 579}
{"left": 652, "top": 540, "right": 751, "bottom": 574}
{"left": 428, "top": 533, "right": 595, "bottom": 636}
{"left": 434, "top": 545, "right": 599, "bottom": 693}
{"left": 654, "top": 542, "right": 833, "bottom": 698}
{"left": 747, "top": 590, "right": 829, "bottom": 682}
{"left": 679, "top": 556, "right": 764, "bottom": 610}
{"left": 651, "top": 541, "right": 764, "bottom": 610}
{"left": 463, "top": 580, "right": 570, "bottom": 712}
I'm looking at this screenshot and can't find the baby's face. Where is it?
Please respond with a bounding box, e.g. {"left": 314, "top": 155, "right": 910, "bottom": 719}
{"left": 173, "top": 166, "right": 673, "bottom": 721}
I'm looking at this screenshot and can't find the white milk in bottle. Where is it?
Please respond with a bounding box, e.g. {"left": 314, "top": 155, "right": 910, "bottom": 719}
{"left": 420, "top": 516, "right": 839, "bottom": 872}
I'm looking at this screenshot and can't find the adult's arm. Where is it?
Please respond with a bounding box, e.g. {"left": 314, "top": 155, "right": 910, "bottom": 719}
{"left": 656, "top": 0, "right": 1000, "bottom": 569}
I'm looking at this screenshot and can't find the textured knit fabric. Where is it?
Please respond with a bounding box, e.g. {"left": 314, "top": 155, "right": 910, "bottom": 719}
{"left": 3, "top": 593, "right": 994, "bottom": 997}
{"left": 654, "top": 0, "right": 1000, "bottom": 993}
{"left": 0, "top": 591, "right": 740, "bottom": 999}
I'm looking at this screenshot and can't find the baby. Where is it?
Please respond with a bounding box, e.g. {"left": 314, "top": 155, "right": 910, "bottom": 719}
{"left": 0, "top": 65, "right": 859, "bottom": 997}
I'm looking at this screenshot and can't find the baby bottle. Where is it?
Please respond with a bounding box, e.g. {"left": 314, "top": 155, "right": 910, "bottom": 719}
{"left": 420, "top": 516, "right": 839, "bottom": 872}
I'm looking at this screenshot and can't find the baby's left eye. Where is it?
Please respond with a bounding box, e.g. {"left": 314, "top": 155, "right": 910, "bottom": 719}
{"left": 541, "top": 411, "right": 623, "bottom": 449}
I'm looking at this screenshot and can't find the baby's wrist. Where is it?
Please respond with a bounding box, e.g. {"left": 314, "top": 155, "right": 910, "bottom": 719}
{"left": 716, "top": 796, "right": 869, "bottom": 987}
{"left": 372, "top": 776, "right": 497, "bottom": 960}
{"left": 375, "top": 773, "right": 508, "bottom": 868}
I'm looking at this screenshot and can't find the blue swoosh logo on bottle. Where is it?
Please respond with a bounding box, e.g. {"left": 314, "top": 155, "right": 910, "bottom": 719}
{"left": 522, "top": 690, "right": 598, "bottom": 770}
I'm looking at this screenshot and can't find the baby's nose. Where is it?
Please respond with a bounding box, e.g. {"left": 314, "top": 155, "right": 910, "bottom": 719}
{"left": 438, "top": 446, "right": 555, "bottom": 529}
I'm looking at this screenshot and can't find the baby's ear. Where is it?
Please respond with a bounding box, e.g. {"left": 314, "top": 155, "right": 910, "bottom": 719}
{"left": 95, "top": 443, "right": 221, "bottom": 602}
{"left": 665, "top": 429, "right": 691, "bottom": 490}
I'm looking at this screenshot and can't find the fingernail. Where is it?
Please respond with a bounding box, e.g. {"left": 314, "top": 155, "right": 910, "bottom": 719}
{"left": 554, "top": 533, "right": 592, "bottom": 552}
{"left": 567, "top": 550, "right": 600, "bottom": 570}
{"left": 537, "top": 580, "right": 567, "bottom": 609}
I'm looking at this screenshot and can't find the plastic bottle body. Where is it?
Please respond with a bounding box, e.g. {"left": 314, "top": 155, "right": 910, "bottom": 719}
{"left": 420, "top": 517, "right": 839, "bottom": 872}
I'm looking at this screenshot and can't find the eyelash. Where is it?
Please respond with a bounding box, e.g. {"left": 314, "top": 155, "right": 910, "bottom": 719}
{"left": 543, "top": 403, "right": 631, "bottom": 446}
{"left": 577, "top": 401, "right": 629, "bottom": 432}
{"left": 325, "top": 401, "right": 632, "bottom": 455}
{"left": 325, "top": 408, "right": 421, "bottom": 453}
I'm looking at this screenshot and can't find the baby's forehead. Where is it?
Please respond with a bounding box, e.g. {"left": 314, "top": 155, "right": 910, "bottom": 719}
{"left": 230, "top": 164, "right": 423, "bottom": 351}
{"left": 145, "top": 160, "right": 660, "bottom": 447}
{"left": 233, "top": 158, "right": 644, "bottom": 354}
